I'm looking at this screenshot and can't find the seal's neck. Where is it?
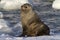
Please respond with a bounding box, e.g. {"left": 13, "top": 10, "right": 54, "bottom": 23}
{"left": 21, "top": 9, "right": 33, "bottom": 14}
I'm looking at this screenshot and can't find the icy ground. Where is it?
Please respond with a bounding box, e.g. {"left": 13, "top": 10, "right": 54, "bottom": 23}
{"left": 0, "top": 34, "right": 60, "bottom": 40}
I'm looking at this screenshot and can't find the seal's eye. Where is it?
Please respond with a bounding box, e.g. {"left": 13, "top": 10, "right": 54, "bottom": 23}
{"left": 25, "top": 6, "right": 27, "bottom": 8}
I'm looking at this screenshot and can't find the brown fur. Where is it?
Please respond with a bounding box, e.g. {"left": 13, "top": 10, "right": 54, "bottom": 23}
{"left": 20, "top": 3, "right": 50, "bottom": 37}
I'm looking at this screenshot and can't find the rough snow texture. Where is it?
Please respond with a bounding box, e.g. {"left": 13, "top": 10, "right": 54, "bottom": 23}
{"left": 0, "top": 35, "right": 60, "bottom": 40}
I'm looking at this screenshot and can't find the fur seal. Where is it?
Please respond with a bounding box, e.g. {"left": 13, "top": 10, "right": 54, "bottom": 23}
{"left": 20, "top": 3, "right": 50, "bottom": 37}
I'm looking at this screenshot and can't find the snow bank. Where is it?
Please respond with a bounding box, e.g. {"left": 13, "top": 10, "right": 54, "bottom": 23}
{"left": 0, "top": 35, "right": 60, "bottom": 40}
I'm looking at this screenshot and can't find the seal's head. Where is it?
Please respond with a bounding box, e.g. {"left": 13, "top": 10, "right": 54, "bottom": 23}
{"left": 21, "top": 3, "right": 32, "bottom": 12}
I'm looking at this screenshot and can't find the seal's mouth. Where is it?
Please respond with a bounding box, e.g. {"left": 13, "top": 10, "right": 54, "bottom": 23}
{"left": 21, "top": 7, "right": 26, "bottom": 11}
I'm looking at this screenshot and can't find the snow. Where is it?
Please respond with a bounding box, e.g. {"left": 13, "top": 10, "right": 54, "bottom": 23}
{"left": 52, "top": 0, "right": 60, "bottom": 9}
{"left": 0, "top": 35, "right": 60, "bottom": 40}
{"left": 12, "top": 22, "right": 23, "bottom": 36}
{"left": 0, "top": 0, "right": 29, "bottom": 11}
{"left": 0, "top": 12, "right": 23, "bottom": 37}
